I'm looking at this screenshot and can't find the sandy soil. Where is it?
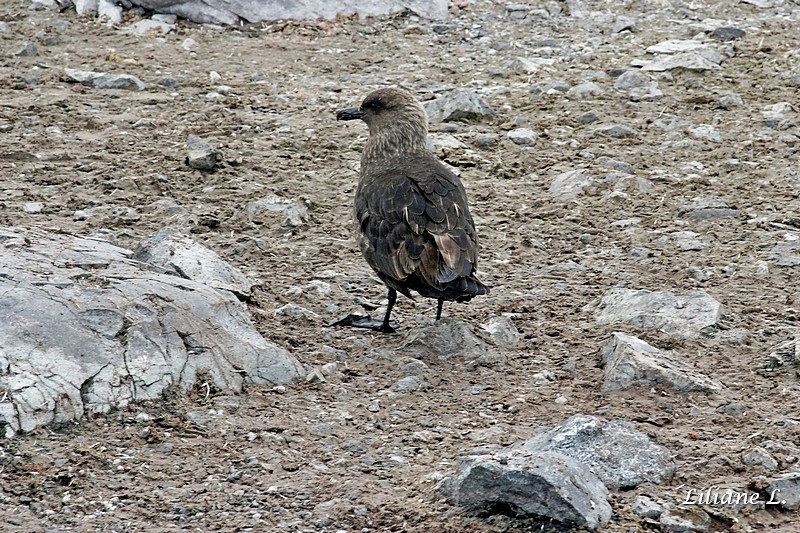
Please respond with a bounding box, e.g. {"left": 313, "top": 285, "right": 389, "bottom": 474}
{"left": 1, "top": 0, "right": 800, "bottom": 531}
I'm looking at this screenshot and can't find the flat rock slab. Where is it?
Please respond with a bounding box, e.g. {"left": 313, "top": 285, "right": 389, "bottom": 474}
{"left": 441, "top": 450, "right": 611, "bottom": 530}
{"left": 517, "top": 414, "right": 675, "bottom": 489}
{"left": 0, "top": 227, "right": 304, "bottom": 438}
{"left": 423, "top": 90, "right": 496, "bottom": 123}
{"left": 600, "top": 332, "right": 723, "bottom": 393}
{"left": 590, "top": 288, "right": 723, "bottom": 338}
{"left": 64, "top": 68, "right": 146, "bottom": 91}
{"left": 126, "top": 0, "right": 449, "bottom": 25}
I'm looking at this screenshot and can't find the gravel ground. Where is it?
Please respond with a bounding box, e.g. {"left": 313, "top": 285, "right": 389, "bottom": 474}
{"left": 1, "top": 0, "right": 800, "bottom": 531}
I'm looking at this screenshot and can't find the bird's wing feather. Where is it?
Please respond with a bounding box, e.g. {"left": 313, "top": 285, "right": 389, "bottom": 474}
{"left": 356, "top": 157, "right": 479, "bottom": 289}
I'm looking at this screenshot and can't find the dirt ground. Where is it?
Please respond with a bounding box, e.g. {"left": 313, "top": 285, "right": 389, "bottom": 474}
{"left": 1, "top": 0, "right": 800, "bottom": 531}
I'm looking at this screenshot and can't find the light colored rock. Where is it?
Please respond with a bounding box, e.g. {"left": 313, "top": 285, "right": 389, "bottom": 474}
{"left": 767, "top": 240, "right": 800, "bottom": 267}
{"left": 590, "top": 288, "right": 723, "bottom": 338}
{"left": 507, "top": 128, "right": 537, "bottom": 146}
{"left": 247, "top": 195, "right": 309, "bottom": 227}
{"left": 133, "top": 228, "right": 254, "bottom": 298}
{"left": 765, "top": 472, "right": 800, "bottom": 510}
{"left": 743, "top": 447, "right": 778, "bottom": 471}
{"left": 0, "top": 227, "right": 304, "bottom": 438}
{"left": 591, "top": 124, "right": 639, "bottom": 137}
{"left": 660, "top": 506, "right": 710, "bottom": 532}
{"left": 441, "top": 450, "right": 611, "bottom": 530}
{"left": 74, "top": 0, "right": 98, "bottom": 16}
{"left": 549, "top": 170, "right": 595, "bottom": 201}
{"left": 98, "top": 0, "right": 123, "bottom": 25}
{"left": 186, "top": 134, "right": 219, "bottom": 171}
{"left": 689, "top": 124, "right": 721, "bottom": 142}
{"left": 646, "top": 39, "right": 708, "bottom": 54}
{"left": 423, "top": 90, "right": 496, "bottom": 123}
{"left": 480, "top": 316, "right": 521, "bottom": 348}
{"left": 518, "top": 414, "right": 675, "bottom": 489}
{"left": 612, "top": 16, "right": 635, "bottom": 33}
{"left": 640, "top": 52, "right": 722, "bottom": 72}
{"left": 632, "top": 495, "right": 662, "bottom": 519}
{"left": 127, "top": 0, "right": 449, "bottom": 25}
{"left": 599, "top": 332, "right": 723, "bottom": 393}
{"left": 129, "top": 18, "right": 174, "bottom": 36}
{"left": 513, "top": 56, "right": 557, "bottom": 73}
{"left": 64, "top": 68, "right": 146, "bottom": 91}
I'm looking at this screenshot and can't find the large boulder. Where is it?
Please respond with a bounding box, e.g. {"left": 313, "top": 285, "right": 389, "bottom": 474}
{"left": 0, "top": 227, "right": 304, "bottom": 438}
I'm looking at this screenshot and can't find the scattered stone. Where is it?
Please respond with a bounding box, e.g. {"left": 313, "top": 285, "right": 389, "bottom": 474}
{"left": 98, "top": 0, "right": 122, "bottom": 25}
{"left": 592, "top": 124, "right": 639, "bottom": 138}
{"left": 22, "top": 202, "right": 44, "bottom": 214}
{"left": 530, "top": 79, "right": 570, "bottom": 95}
{"left": 133, "top": 228, "right": 254, "bottom": 298}
{"left": 660, "top": 506, "right": 711, "bottom": 533}
{"left": 40, "top": 35, "right": 61, "bottom": 46}
{"left": 613, "top": 70, "right": 653, "bottom": 90}
{"left": 74, "top": 0, "right": 98, "bottom": 16}
{"left": 576, "top": 111, "right": 599, "bottom": 124}
{"left": 480, "top": 316, "right": 521, "bottom": 348}
{"left": 440, "top": 450, "right": 611, "bottom": 530}
{"left": 600, "top": 332, "right": 723, "bottom": 393}
{"left": 15, "top": 42, "right": 39, "bottom": 57}
{"left": 567, "top": 81, "right": 603, "bottom": 99}
{"left": 518, "top": 415, "right": 674, "bottom": 489}
{"left": 590, "top": 288, "right": 723, "bottom": 338}
{"left": 473, "top": 133, "right": 498, "bottom": 148}
{"left": 719, "top": 94, "right": 744, "bottom": 108}
{"left": 158, "top": 77, "right": 179, "bottom": 88}
{"left": 512, "top": 56, "right": 557, "bottom": 74}
{"left": 247, "top": 195, "right": 309, "bottom": 227}
{"left": 596, "top": 156, "right": 634, "bottom": 174}
{"left": 763, "top": 472, "right": 800, "bottom": 510}
{"left": 400, "top": 318, "right": 505, "bottom": 367}
{"left": 549, "top": 170, "right": 595, "bottom": 201}
{"left": 422, "top": 90, "right": 496, "bottom": 123}
{"left": 392, "top": 356, "right": 435, "bottom": 391}
{"left": 507, "top": 128, "right": 537, "bottom": 146}
{"left": 677, "top": 196, "right": 740, "bottom": 221}
{"left": 64, "top": 68, "right": 146, "bottom": 90}
{"left": 646, "top": 40, "right": 708, "bottom": 54}
{"left": 743, "top": 447, "right": 779, "bottom": 471}
{"left": 640, "top": 53, "right": 722, "bottom": 72}
{"left": 129, "top": 18, "right": 174, "bottom": 36}
{"left": 632, "top": 495, "right": 663, "bottom": 519}
{"left": 768, "top": 241, "right": 800, "bottom": 267}
{"left": 689, "top": 124, "right": 721, "bottom": 142}
{"left": 275, "top": 303, "right": 319, "bottom": 321}
{"left": 185, "top": 134, "right": 219, "bottom": 171}
{"left": 672, "top": 231, "right": 706, "bottom": 251}
{"left": 0, "top": 227, "right": 304, "bottom": 438}
{"left": 711, "top": 27, "right": 745, "bottom": 41}
{"left": 612, "top": 16, "right": 635, "bottom": 33}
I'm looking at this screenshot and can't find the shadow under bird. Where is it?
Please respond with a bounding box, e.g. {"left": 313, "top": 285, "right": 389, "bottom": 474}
{"left": 335, "top": 87, "right": 489, "bottom": 333}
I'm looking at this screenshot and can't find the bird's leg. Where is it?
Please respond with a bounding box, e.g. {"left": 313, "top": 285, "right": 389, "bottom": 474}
{"left": 377, "top": 289, "right": 397, "bottom": 333}
{"left": 436, "top": 298, "right": 444, "bottom": 320}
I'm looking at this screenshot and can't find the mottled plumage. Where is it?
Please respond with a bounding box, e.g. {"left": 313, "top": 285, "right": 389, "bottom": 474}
{"left": 337, "top": 88, "right": 488, "bottom": 332}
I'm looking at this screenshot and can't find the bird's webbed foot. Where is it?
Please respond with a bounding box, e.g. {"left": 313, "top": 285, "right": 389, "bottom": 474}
{"left": 330, "top": 314, "right": 399, "bottom": 333}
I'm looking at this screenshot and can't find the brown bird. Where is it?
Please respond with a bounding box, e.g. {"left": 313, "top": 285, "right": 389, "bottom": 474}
{"left": 336, "top": 87, "right": 489, "bottom": 333}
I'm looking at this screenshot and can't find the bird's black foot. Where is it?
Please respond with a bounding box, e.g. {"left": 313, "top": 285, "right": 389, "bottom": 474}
{"left": 330, "top": 314, "right": 399, "bottom": 333}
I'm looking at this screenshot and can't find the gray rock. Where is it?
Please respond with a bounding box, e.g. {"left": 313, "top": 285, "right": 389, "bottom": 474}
{"left": 512, "top": 56, "right": 557, "bottom": 74}
{"left": 567, "top": 81, "right": 604, "bottom": 99}
{"left": 74, "top": 0, "right": 98, "bottom": 16}
{"left": 129, "top": 18, "right": 174, "bottom": 36}
{"left": 275, "top": 303, "right": 319, "bottom": 321}
{"left": 599, "top": 332, "right": 723, "bottom": 393}
{"left": 689, "top": 124, "right": 721, "bottom": 142}
{"left": 247, "top": 195, "right": 309, "bottom": 227}
{"left": 591, "top": 124, "right": 639, "bottom": 138}
{"left": 392, "top": 356, "right": 434, "bottom": 391}
{"left": 480, "top": 316, "right": 521, "bottom": 348}
{"left": 711, "top": 27, "right": 745, "bottom": 41}
{"left": 672, "top": 231, "right": 706, "bottom": 251}
{"left": 767, "top": 241, "right": 800, "bottom": 267}
{"left": 64, "top": 68, "right": 146, "bottom": 91}
{"left": 518, "top": 414, "right": 675, "bottom": 489}
{"left": 719, "top": 94, "right": 744, "bottom": 108}
{"left": 423, "top": 90, "right": 496, "bottom": 123}
{"left": 473, "top": 133, "right": 498, "bottom": 148}
{"left": 743, "top": 447, "right": 778, "bottom": 471}
{"left": 15, "top": 42, "right": 39, "bottom": 57}
{"left": 158, "top": 77, "right": 179, "bottom": 88}
{"left": 640, "top": 52, "right": 722, "bottom": 72}
{"left": 530, "top": 79, "right": 570, "bottom": 95}
{"left": 549, "top": 170, "right": 595, "bottom": 201}
{"left": 576, "top": 111, "right": 599, "bottom": 124}
{"left": 186, "top": 134, "right": 219, "bottom": 171}
{"left": 98, "top": 0, "right": 123, "bottom": 25}
{"left": 507, "top": 128, "right": 537, "bottom": 146}
{"left": 399, "top": 318, "right": 505, "bottom": 367}
{"left": 764, "top": 471, "right": 800, "bottom": 510}
{"left": 127, "top": 0, "right": 449, "bottom": 24}
{"left": 0, "top": 227, "right": 304, "bottom": 438}
{"left": 441, "top": 450, "right": 611, "bottom": 530}
{"left": 632, "top": 495, "right": 662, "bottom": 519}
{"left": 612, "top": 16, "right": 635, "bottom": 33}
{"left": 613, "top": 70, "right": 653, "bottom": 90}
{"left": 646, "top": 39, "right": 708, "bottom": 54}
{"left": 660, "top": 506, "right": 710, "bottom": 532}
{"left": 590, "top": 288, "right": 723, "bottom": 338}
{"left": 133, "top": 228, "right": 254, "bottom": 298}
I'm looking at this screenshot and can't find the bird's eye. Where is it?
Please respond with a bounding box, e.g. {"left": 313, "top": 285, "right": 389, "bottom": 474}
{"left": 364, "top": 99, "right": 382, "bottom": 112}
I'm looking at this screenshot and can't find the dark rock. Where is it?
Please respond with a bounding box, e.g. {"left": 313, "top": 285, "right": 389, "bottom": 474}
{"left": 711, "top": 27, "right": 745, "bottom": 41}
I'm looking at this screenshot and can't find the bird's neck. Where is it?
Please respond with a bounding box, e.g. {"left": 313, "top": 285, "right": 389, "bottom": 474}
{"left": 362, "top": 120, "right": 429, "bottom": 169}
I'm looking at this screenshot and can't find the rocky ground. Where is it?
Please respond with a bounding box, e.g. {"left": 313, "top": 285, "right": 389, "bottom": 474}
{"left": 2, "top": 0, "right": 800, "bottom": 531}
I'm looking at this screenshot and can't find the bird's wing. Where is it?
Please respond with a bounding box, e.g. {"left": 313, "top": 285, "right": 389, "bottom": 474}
{"left": 356, "top": 161, "right": 479, "bottom": 289}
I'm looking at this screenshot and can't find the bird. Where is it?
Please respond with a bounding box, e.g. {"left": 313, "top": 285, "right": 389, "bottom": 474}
{"left": 335, "top": 87, "right": 489, "bottom": 333}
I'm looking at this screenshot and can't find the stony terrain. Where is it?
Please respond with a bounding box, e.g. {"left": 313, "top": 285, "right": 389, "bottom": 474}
{"left": 1, "top": 0, "right": 800, "bottom": 531}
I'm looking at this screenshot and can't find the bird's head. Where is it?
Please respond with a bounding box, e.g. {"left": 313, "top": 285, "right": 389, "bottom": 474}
{"left": 337, "top": 88, "right": 429, "bottom": 157}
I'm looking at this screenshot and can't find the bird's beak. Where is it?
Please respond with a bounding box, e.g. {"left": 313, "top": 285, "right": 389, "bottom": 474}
{"left": 336, "top": 107, "right": 366, "bottom": 121}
